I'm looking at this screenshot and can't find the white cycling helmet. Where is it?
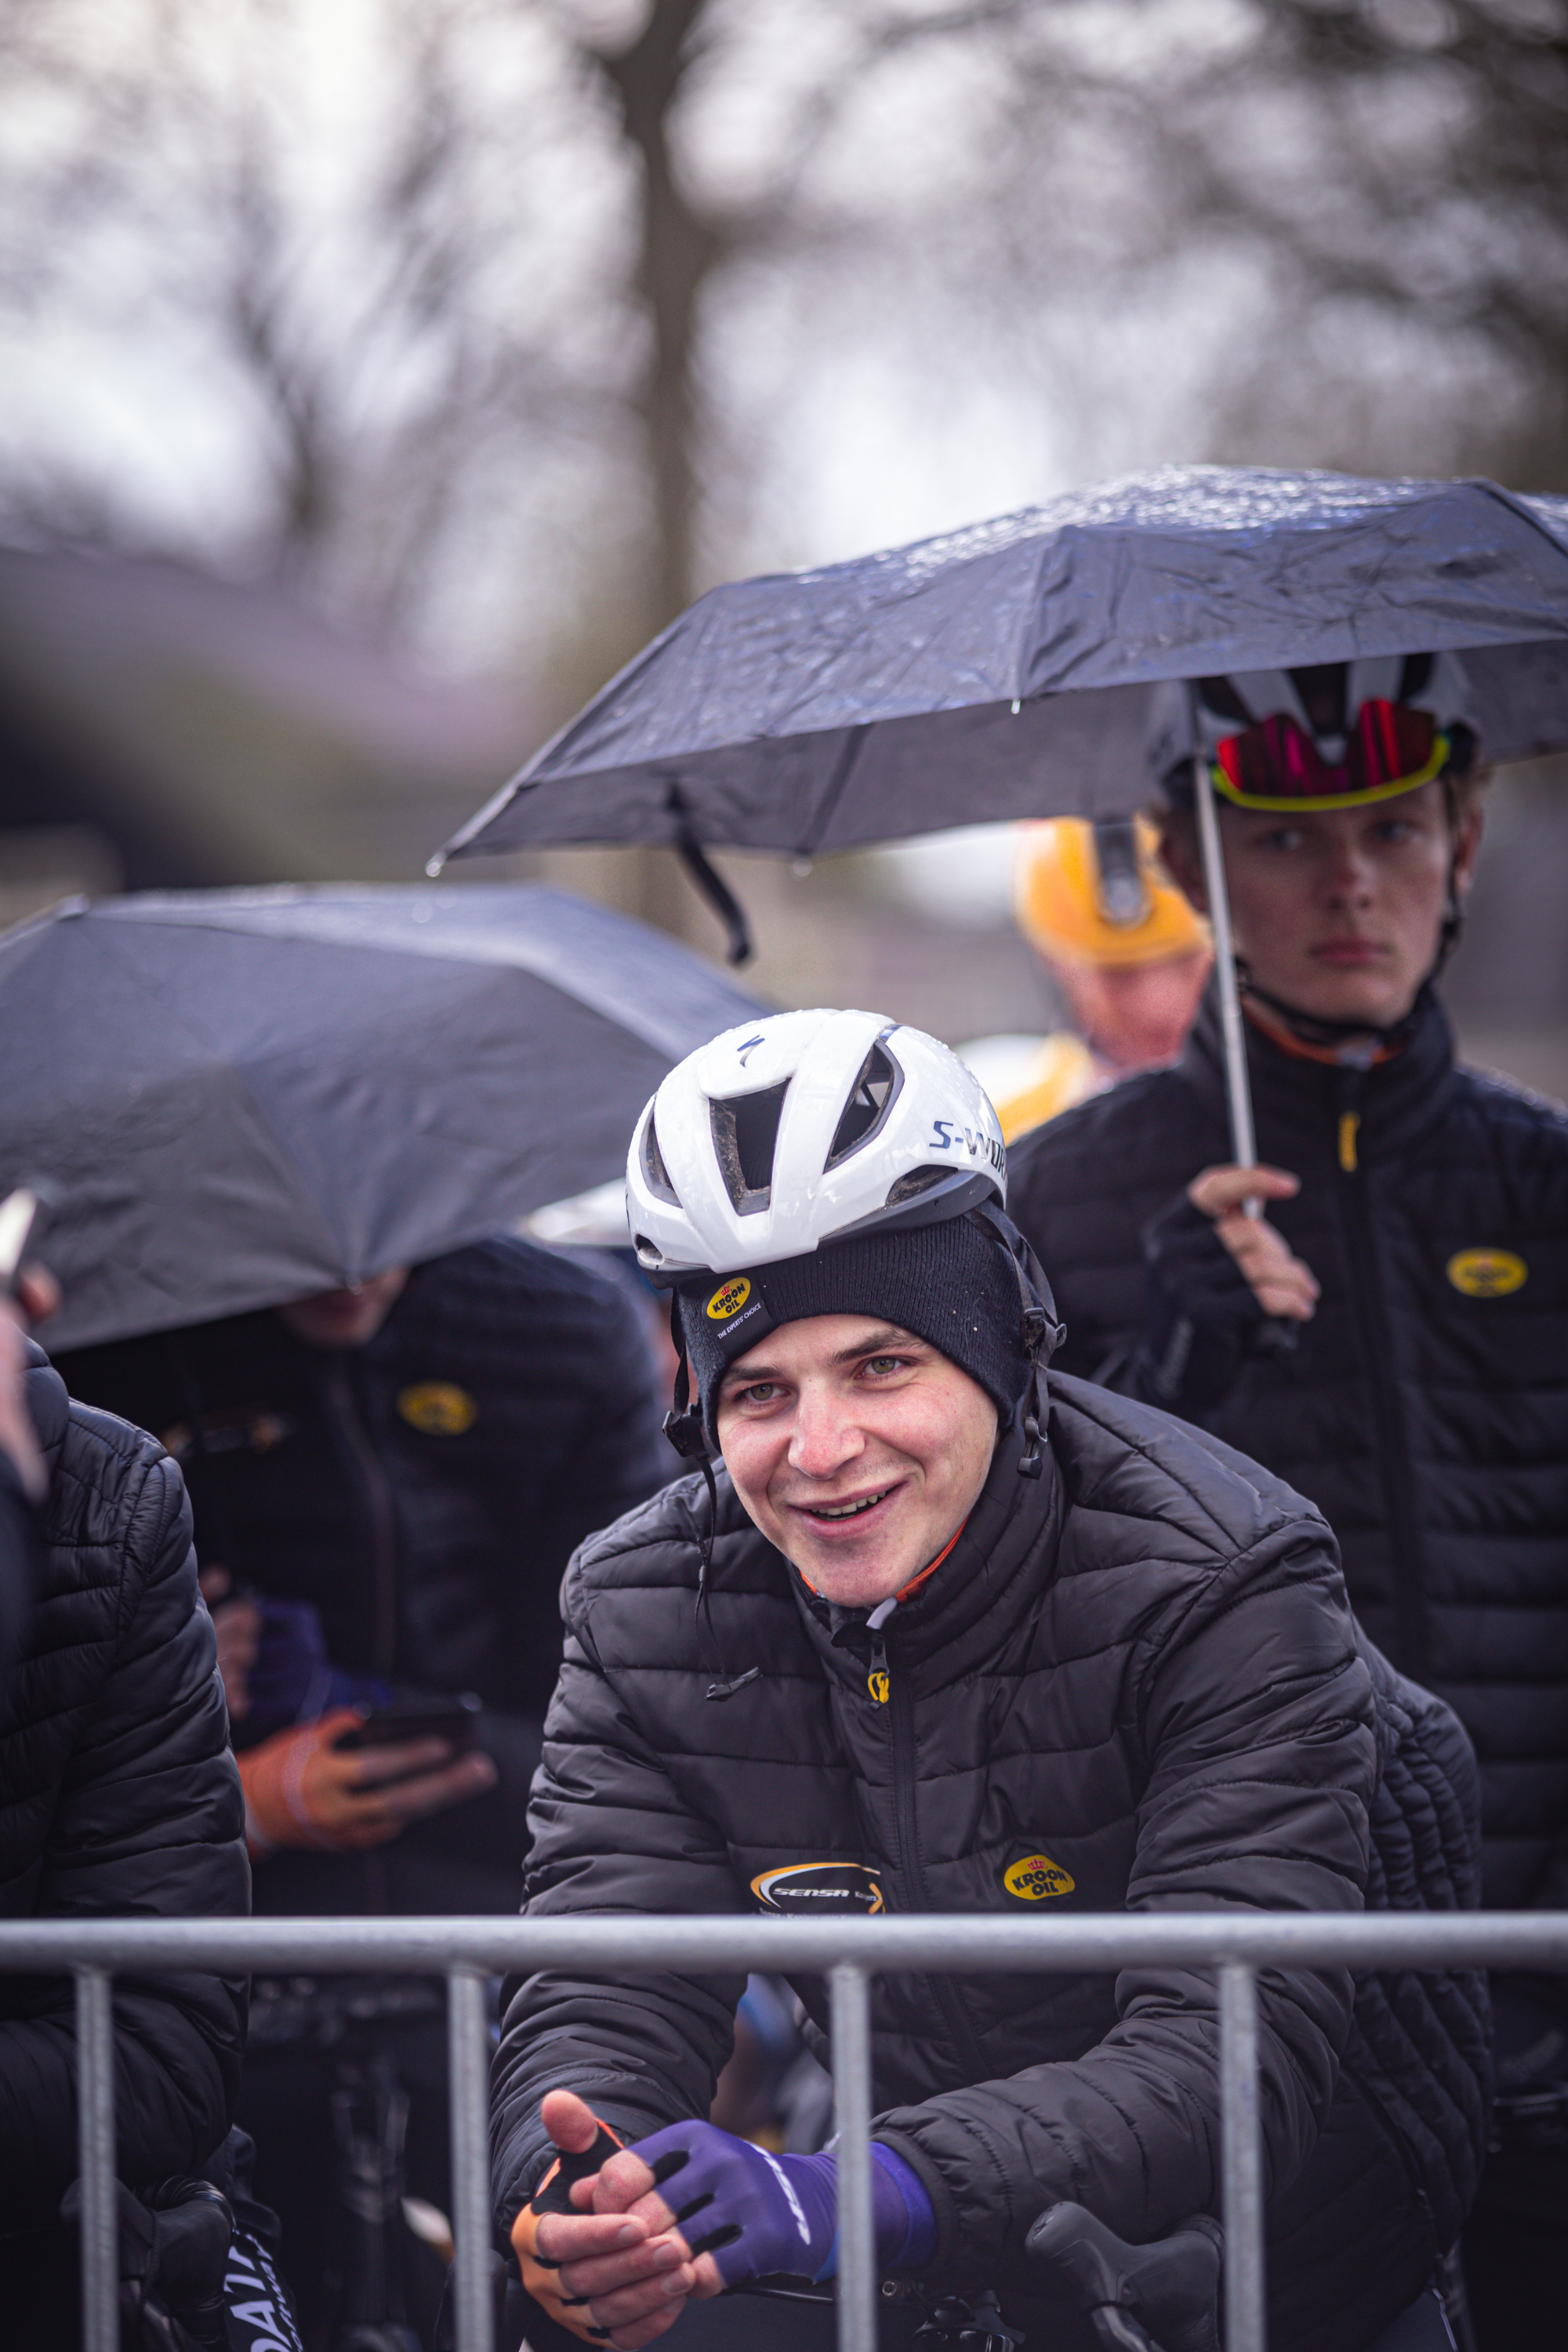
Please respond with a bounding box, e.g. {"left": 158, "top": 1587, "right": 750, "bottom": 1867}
{"left": 626, "top": 1007, "right": 1007, "bottom": 1284}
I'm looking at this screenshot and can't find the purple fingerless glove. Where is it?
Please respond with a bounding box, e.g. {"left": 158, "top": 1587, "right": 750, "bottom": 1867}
{"left": 626, "top": 2119, "right": 935, "bottom": 2288}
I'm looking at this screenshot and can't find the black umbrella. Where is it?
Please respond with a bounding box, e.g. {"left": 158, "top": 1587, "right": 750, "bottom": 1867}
{"left": 1, "top": 883, "right": 765, "bottom": 1351}
{"left": 434, "top": 462, "right": 1568, "bottom": 1178}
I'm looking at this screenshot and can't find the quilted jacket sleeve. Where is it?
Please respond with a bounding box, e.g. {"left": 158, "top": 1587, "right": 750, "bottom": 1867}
{"left": 0, "top": 1417, "right": 249, "bottom": 2219}
{"left": 491, "top": 1505, "right": 750, "bottom": 2231}
{"left": 874, "top": 1517, "right": 1378, "bottom": 2287}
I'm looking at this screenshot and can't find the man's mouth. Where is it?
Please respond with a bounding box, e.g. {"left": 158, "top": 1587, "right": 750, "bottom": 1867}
{"left": 1312, "top": 938, "right": 1387, "bottom": 965}
{"left": 799, "top": 1486, "right": 896, "bottom": 1524}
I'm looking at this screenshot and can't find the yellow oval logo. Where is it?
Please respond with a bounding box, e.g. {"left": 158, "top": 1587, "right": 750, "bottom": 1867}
{"left": 867, "top": 1670, "right": 889, "bottom": 1705}
{"left": 706, "top": 1276, "right": 752, "bottom": 1321}
{"left": 1446, "top": 1248, "right": 1527, "bottom": 1301}
{"left": 1004, "top": 1853, "right": 1076, "bottom": 1901}
{"left": 396, "top": 1381, "right": 477, "bottom": 1437}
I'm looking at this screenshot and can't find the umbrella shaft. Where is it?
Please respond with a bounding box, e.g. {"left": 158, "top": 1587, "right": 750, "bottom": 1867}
{"left": 1192, "top": 749, "right": 1260, "bottom": 1211}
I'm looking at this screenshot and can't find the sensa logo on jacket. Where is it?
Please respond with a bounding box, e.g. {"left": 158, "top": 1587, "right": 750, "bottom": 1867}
{"left": 750, "top": 1863, "right": 884, "bottom": 1915}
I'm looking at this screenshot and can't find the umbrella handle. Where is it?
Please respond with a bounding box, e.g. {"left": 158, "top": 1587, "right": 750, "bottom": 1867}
{"left": 1192, "top": 731, "right": 1298, "bottom": 1358}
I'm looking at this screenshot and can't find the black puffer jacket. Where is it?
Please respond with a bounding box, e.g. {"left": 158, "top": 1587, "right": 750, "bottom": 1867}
{"left": 1007, "top": 986, "right": 1568, "bottom": 1911}
{"left": 57, "top": 1236, "right": 672, "bottom": 1916}
{"left": 0, "top": 1347, "right": 249, "bottom": 2232}
{"left": 493, "top": 1376, "right": 1489, "bottom": 2352}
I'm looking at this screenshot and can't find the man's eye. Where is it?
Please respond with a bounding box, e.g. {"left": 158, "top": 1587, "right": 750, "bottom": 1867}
{"left": 863, "top": 1356, "right": 906, "bottom": 1376}
{"left": 738, "top": 1381, "right": 780, "bottom": 1404}
{"left": 1260, "top": 826, "right": 1302, "bottom": 852}
{"left": 1374, "top": 820, "right": 1417, "bottom": 844}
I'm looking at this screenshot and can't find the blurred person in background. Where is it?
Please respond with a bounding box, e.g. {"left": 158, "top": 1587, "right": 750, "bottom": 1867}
{"left": 58, "top": 1233, "right": 671, "bottom": 2347}
{"left": 1005, "top": 655, "right": 1568, "bottom": 2351}
{"left": 0, "top": 1283, "right": 250, "bottom": 2349}
{"left": 959, "top": 816, "right": 1210, "bottom": 1141}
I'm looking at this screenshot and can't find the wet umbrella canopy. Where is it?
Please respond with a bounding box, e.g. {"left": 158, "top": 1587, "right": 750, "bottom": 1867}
{"left": 436, "top": 465, "right": 1568, "bottom": 866}
{"left": 0, "top": 884, "right": 765, "bottom": 1351}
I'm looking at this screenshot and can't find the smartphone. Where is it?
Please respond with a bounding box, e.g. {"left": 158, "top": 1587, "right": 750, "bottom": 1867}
{"left": 333, "top": 1691, "right": 482, "bottom": 1752}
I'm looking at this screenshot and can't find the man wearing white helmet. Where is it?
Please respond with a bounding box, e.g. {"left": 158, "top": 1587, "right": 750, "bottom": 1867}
{"left": 491, "top": 1008, "right": 1487, "bottom": 2352}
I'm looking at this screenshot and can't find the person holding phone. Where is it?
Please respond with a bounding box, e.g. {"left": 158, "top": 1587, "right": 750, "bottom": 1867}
{"left": 56, "top": 1232, "right": 672, "bottom": 2338}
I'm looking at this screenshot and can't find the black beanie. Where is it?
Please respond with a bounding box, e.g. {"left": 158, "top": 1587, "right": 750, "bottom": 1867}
{"left": 677, "top": 1214, "right": 1033, "bottom": 1451}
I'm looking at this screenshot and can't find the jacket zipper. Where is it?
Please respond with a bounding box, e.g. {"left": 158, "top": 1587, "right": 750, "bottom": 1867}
{"left": 1332, "top": 1071, "right": 1428, "bottom": 1679}
{"left": 879, "top": 1635, "right": 991, "bottom": 2085}
{"left": 321, "top": 1357, "right": 401, "bottom": 1679}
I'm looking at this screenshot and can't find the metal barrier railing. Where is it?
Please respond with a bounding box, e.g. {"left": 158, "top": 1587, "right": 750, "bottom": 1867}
{"left": 3, "top": 1910, "right": 1565, "bottom": 2352}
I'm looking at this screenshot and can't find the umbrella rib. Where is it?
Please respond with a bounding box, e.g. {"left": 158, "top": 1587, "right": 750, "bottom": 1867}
{"left": 796, "top": 724, "right": 872, "bottom": 861}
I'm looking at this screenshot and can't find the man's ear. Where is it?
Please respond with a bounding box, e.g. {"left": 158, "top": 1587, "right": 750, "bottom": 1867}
{"left": 1451, "top": 796, "right": 1485, "bottom": 902}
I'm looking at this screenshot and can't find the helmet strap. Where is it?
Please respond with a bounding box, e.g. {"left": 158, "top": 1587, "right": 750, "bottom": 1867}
{"left": 970, "top": 1206, "right": 1065, "bottom": 1478}
{"left": 663, "top": 1296, "right": 710, "bottom": 1462}
{"left": 666, "top": 1297, "right": 760, "bottom": 1703}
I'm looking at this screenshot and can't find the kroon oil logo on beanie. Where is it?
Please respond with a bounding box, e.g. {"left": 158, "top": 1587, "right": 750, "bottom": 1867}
{"left": 1003, "top": 1852, "right": 1076, "bottom": 1901}
{"left": 751, "top": 1863, "right": 884, "bottom": 1915}
{"left": 707, "top": 1276, "right": 753, "bottom": 1320}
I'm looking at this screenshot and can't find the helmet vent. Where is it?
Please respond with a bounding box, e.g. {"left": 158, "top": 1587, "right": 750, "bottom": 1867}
{"left": 826, "top": 1042, "right": 901, "bottom": 1170}
{"left": 710, "top": 1080, "right": 789, "bottom": 1214}
{"left": 642, "top": 1111, "right": 678, "bottom": 1202}
{"left": 884, "top": 1166, "right": 946, "bottom": 1207}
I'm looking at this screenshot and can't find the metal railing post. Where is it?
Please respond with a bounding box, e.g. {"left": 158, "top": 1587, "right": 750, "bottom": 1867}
{"left": 1219, "top": 1961, "right": 1265, "bottom": 2352}
{"left": 447, "top": 1968, "right": 495, "bottom": 2352}
{"left": 76, "top": 1965, "right": 118, "bottom": 2352}
{"left": 830, "top": 1962, "right": 876, "bottom": 2352}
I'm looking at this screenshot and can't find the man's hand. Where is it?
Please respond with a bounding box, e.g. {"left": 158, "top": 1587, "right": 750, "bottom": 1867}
{"left": 513, "top": 2090, "right": 719, "bottom": 2349}
{"left": 1186, "top": 1166, "right": 1319, "bottom": 1323}
{"left": 238, "top": 1707, "right": 497, "bottom": 1856}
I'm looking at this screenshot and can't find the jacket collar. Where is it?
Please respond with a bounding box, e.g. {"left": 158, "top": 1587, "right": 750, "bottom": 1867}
{"left": 1180, "top": 977, "right": 1459, "bottom": 1163}
{"left": 790, "top": 1427, "right": 1065, "bottom": 1694}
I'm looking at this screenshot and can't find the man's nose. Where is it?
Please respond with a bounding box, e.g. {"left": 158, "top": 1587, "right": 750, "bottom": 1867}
{"left": 787, "top": 1384, "right": 863, "bottom": 1479}
{"left": 1323, "top": 836, "right": 1376, "bottom": 903}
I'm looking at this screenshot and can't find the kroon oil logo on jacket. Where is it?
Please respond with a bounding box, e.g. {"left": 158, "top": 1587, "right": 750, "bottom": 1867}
{"left": 1003, "top": 1852, "right": 1076, "bottom": 1901}
{"left": 1446, "top": 1248, "right": 1527, "bottom": 1300}
{"left": 750, "top": 1863, "right": 884, "bottom": 1915}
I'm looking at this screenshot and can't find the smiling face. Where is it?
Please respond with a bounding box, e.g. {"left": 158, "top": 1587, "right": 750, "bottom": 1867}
{"left": 715, "top": 1313, "right": 999, "bottom": 1610}
{"left": 1163, "top": 780, "right": 1483, "bottom": 1032}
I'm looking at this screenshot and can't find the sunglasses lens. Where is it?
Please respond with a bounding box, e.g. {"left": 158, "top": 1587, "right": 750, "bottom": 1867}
{"left": 1218, "top": 713, "right": 1327, "bottom": 799}
{"left": 1215, "top": 702, "right": 1440, "bottom": 803}
{"left": 1349, "top": 700, "right": 1438, "bottom": 792}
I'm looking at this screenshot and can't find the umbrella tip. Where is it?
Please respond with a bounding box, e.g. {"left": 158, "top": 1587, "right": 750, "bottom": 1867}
{"left": 424, "top": 853, "right": 445, "bottom": 879}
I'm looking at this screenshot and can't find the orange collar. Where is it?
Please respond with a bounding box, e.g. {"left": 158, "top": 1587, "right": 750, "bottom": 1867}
{"left": 894, "top": 1522, "right": 966, "bottom": 1605}
{"left": 1242, "top": 994, "right": 1399, "bottom": 1069}
{"left": 794, "top": 1519, "right": 967, "bottom": 1606}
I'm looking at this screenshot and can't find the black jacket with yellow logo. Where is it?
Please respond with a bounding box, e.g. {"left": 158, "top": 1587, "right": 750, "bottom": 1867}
{"left": 56, "top": 1237, "right": 671, "bottom": 1917}
{"left": 1006, "top": 985, "right": 1568, "bottom": 1911}
{"left": 492, "top": 1381, "right": 1489, "bottom": 2352}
